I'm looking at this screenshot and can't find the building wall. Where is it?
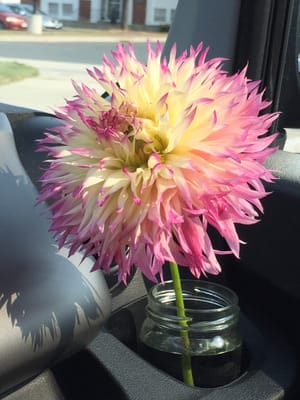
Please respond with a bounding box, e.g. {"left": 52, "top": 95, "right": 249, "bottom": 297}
{"left": 40, "top": 0, "right": 177, "bottom": 25}
{"left": 90, "top": 0, "right": 126, "bottom": 23}
{"left": 41, "top": 0, "right": 79, "bottom": 20}
{"left": 80, "top": 0, "right": 91, "bottom": 19}
{"left": 132, "top": 0, "right": 145, "bottom": 25}
{"left": 146, "top": 0, "right": 177, "bottom": 26}
{"left": 89, "top": 0, "right": 100, "bottom": 22}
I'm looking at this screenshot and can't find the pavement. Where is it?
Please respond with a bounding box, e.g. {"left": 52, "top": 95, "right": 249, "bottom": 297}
{"left": 0, "top": 26, "right": 299, "bottom": 153}
{"left": 0, "top": 57, "right": 108, "bottom": 113}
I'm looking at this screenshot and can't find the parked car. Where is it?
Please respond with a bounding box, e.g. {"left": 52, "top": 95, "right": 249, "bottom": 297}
{"left": 4, "top": 3, "right": 63, "bottom": 30}
{"left": 0, "top": 3, "right": 28, "bottom": 29}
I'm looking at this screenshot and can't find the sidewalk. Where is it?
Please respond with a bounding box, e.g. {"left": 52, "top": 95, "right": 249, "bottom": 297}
{"left": 0, "top": 21, "right": 167, "bottom": 42}
{"left": 0, "top": 57, "right": 98, "bottom": 113}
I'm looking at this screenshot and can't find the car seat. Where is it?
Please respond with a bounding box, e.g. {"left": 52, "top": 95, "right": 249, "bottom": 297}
{"left": 0, "top": 112, "right": 112, "bottom": 396}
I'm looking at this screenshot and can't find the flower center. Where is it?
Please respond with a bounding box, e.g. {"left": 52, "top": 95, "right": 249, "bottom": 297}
{"left": 122, "top": 115, "right": 168, "bottom": 173}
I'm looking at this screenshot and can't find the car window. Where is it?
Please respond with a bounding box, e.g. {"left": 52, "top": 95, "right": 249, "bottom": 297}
{"left": 0, "top": 0, "right": 299, "bottom": 153}
{"left": 0, "top": 2, "right": 300, "bottom": 399}
{"left": 0, "top": 4, "right": 15, "bottom": 12}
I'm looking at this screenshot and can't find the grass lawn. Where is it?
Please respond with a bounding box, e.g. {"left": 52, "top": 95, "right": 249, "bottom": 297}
{"left": 0, "top": 61, "right": 39, "bottom": 85}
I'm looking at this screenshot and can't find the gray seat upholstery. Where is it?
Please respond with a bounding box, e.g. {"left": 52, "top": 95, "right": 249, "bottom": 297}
{"left": 0, "top": 113, "right": 112, "bottom": 394}
{"left": 223, "top": 149, "right": 300, "bottom": 303}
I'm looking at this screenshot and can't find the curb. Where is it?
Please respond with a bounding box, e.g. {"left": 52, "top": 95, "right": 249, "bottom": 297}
{"left": 0, "top": 30, "right": 167, "bottom": 43}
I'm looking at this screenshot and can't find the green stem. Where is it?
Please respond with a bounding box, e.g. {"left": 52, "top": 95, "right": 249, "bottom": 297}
{"left": 169, "top": 262, "right": 194, "bottom": 386}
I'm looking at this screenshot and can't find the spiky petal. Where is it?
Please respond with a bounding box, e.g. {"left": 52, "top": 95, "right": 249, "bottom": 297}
{"left": 37, "top": 41, "right": 278, "bottom": 283}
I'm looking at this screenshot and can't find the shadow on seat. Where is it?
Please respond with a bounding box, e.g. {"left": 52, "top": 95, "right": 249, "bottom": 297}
{"left": 0, "top": 113, "right": 112, "bottom": 395}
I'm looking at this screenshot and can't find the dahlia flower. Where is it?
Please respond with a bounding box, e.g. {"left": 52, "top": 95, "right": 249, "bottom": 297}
{"left": 38, "top": 41, "right": 278, "bottom": 283}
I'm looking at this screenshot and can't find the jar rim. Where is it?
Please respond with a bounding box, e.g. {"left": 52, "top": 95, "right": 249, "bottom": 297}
{"left": 148, "top": 280, "right": 239, "bottom": 314}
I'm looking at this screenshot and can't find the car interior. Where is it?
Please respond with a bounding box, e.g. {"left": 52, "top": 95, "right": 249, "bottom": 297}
{"left": 0, "top": 0, "right": 300, "bottom": 399}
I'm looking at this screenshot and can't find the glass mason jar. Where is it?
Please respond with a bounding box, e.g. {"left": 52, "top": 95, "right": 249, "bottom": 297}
{"left": 139, "top": 280, "right": 242, "bottom": 388}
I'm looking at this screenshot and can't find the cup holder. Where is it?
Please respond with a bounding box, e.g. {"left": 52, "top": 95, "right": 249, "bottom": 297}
{"left": 97, "top": 296, "right": 299, "bottom": 399}
{"left": 106, "top": 297, "right": 252, "bottom": 386}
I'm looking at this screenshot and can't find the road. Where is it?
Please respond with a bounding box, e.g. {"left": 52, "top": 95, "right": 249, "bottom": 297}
{"left": 0, "top": 32, "right": 165, "bottom": 113}
{"left": 0, "top": 40, "right": 150, "bottom": 65}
